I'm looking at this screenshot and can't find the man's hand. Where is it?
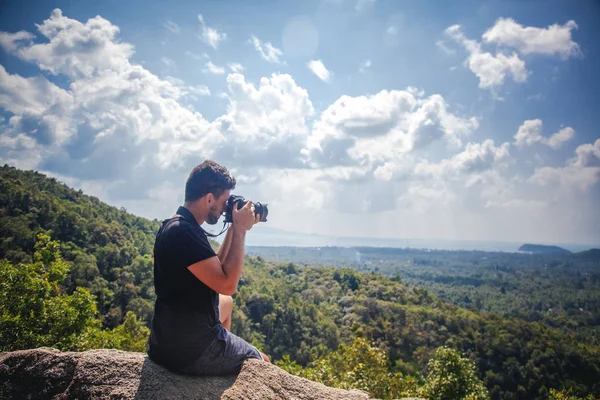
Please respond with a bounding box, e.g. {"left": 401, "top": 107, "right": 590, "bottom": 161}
{"left": 260, "top": 351, "right": 270, "bottom": 363}
{"left": 232, "top": 200, "right": 259, "bottom": 231}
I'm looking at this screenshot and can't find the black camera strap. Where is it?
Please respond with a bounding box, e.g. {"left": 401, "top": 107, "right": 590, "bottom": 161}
{"left": 173, "top": 205, "right": 230, "bottom": 238}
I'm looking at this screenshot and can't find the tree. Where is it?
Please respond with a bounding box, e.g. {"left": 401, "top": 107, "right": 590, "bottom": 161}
{"left": 0, "top": 233, "right": 99, "bottom": 351}
{"left": 278, "top": 337, "right": 420, "bottom": 399}
{"left": 421, "top": 346, "right": 489, "bottom": 400}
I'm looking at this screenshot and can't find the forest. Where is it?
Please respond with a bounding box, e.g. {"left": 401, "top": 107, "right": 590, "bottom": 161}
{"left": 247, "top": 245, "right": 600, "bottom": 346}
{"left": 1, "top": 165, "right": 598, "bottom": 400}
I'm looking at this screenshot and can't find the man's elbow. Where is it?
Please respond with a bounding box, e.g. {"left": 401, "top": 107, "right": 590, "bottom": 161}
{"left": 220, "top": 282, "right": 237, "bottom": 296}
{"left": 219, "top": 265, "right": 238, "bottom": 295}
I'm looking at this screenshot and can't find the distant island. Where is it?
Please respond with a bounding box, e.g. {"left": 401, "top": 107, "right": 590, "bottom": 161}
{"left": 518, "top": 243, "right": 571, "bottom": 254}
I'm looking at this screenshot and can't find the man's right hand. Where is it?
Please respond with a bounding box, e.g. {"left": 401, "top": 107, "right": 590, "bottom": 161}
{"left": 232, "top": 200, "right": 257, "bottom": 231}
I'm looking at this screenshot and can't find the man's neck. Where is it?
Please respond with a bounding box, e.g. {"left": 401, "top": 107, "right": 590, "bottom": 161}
{"left": 182, "top": 202, "right": 205, "bottom": 226}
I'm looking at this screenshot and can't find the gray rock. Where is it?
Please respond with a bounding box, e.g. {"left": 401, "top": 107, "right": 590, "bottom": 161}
{"left": 0, "top": 347, "right": 372, "bottom": 399}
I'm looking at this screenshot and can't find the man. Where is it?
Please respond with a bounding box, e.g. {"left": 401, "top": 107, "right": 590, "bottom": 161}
{"left": 147, "top": 160, "right": 269, "bottom": 376}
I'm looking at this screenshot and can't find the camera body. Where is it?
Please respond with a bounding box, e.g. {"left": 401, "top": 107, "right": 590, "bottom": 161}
{"left": 224, "top": 194, "right": 268, "bottom": 223}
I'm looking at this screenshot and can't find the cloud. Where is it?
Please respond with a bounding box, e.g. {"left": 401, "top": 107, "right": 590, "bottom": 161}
{"left": 530, "top": 139, "right": 600, "bottom": 191}
{"left": 414, "top": 139, "right": 511, "bottom": 179}
{"left": 203, "top": 61, "right": 225, "bottom": 74}
{"left": 185, "top": 51, "right": 208, "bottom": 61}
{"left": 165, "top": 76, "right": 211, "bottom": 98}
{"left": 0, "top": 9, "right": 597, "bottom": 244}
{"left": 0, "top": 9, "right": 135, "bottom": 80}
{"left": 304, "top": 89, "right": 478, "bottom": 171}
{"left": 0, "top": 31, "right": 35, "bottom": 52}
{"left": 161, "top": 57, "right": 176, "bottom": 68}
{"left": 514, "top": 119, "right": 574, "bottom": 149}
{"left": 228, "top": 63, "right": 245, "bottom": 73}
{"left": 163, "top": 20, "right": 181, "bottom": 35}
{"left": 359, "top": 59, "right": 371, "bottom": 73}
{"left": 483, "top": 18, "right": 580, "bottom": 58}
{"left": 0, "top": 8, "right": 223, "bottom": 189}
{"left": 435, "top": 40, "right": 456, "bottom": 55}
{"left": 0, "top": 65, "right": 72, "bottom": 119}
{"left": 211, "top": 73, "right": 314, "bottom": 168}
{"left": 307, "top": 60, "right": 331, "bottom": 82}
{"left": 445, "top": 24, "right": 528, "bottom": 90}
{"left": 250, "top": 35, "right": 283, "bottom": 63}
{"left": 197, "top": 14, "right": 226, "bottom": 49}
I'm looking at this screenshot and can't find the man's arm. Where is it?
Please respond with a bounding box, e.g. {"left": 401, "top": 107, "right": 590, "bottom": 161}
{"left": 217, "top": 225, "right": 234, "bottom": 260}
{"left": 187, "top": 201, "right": 256, "bottom": 295}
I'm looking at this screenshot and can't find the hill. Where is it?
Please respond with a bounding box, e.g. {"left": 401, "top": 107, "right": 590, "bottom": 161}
{"left": 518, "top": 243, "right": 571, "bottom": 254}
{"left": 1, "top": 164, "right": 599, "bottom": 399}
{"left": 575, "top": 248, "right": 600, "bottom": 262}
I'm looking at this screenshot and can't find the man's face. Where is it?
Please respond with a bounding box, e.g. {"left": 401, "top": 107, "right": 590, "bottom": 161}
{"left": 206, "top": 190, "right": 230, "bottom": 225}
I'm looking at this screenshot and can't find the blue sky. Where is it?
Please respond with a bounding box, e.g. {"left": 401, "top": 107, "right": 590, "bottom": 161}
{"left": 1, "top": 0, "right": 599, "bottom": 247}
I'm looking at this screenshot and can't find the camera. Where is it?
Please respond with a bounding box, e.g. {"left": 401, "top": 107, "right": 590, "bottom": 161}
{"left": 224, "top": 195, "right": 268, "bottom": 223}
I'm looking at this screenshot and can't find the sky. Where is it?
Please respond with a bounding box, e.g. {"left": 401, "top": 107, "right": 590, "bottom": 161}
{"left": 0, "top": 0, "right": 599, "bottom": 248}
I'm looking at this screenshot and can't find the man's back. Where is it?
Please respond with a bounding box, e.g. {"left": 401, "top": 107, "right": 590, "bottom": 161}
{"left": 147, "top": 208, "right": 225, "bottom": 371}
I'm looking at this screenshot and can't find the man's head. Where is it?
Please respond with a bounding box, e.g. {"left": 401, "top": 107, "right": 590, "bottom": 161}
{"left": 185, "top": 160, "right": 236, "bottom": 225}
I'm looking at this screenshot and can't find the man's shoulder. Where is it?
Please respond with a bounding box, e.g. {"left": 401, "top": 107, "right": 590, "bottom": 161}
{"left": 162, "top": 217, "right": 208, "bottom": 241}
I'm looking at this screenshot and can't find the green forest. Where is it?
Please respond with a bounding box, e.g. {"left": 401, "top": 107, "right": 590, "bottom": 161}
{"left": 1, "top": 164, "right": 598, "bottom": 400}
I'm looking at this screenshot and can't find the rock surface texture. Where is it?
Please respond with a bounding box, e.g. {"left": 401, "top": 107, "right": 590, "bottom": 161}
{"left": 0, "top": 348, "right": 373, "bottom": 399}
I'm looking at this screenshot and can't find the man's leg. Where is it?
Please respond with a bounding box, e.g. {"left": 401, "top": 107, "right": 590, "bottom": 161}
{"left": 219, "top": 294, "right": 233, "bottom": 331}
{"left": 218, "top": 294, "right": 269, "bottom": 362}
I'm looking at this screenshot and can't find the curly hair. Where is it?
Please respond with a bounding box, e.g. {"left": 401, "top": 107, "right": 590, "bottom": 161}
{"left": 185, "top": 160, "right": 236, "bottom": 202}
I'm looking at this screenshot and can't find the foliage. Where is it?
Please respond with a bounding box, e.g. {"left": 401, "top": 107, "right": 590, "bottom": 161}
{"left": 1, "top": 165, "right": 599, "bottom": 399}
{"left": 0, "top": 233, "right": 99, "bottom": 351}
{"left": 0, "top": 232, "right": 150, "bottom": 353}
{"left": 278, "top": 336, "right": 421, "bottom": 399}
{"left": 420, "top": 346, "right": 489, "bottom": 400}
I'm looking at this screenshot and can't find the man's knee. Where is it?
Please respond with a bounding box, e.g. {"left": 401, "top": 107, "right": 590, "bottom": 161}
{"left": 220, "top": 294, "right": 233, "bottom": 308}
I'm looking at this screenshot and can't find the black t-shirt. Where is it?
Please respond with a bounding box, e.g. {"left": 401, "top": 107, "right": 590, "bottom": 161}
{"left": 147, "top": 206, "right": 226, "bottom": 370}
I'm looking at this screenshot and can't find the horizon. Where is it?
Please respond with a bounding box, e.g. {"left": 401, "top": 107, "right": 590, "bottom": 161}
{"left": 1, "top": 1, "right": 599, "bottom": 246}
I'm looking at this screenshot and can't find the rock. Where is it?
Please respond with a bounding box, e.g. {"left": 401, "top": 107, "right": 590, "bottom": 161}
{"left": 0, "top": 348, "right": 371, "bottom": 399}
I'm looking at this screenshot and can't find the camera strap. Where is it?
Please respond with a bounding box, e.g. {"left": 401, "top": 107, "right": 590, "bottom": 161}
{"left": 172, "top": 206, "right": 230, "bottom": 238}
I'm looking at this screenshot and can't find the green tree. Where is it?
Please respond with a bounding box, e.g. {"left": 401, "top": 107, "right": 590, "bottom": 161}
{"left": 421, "top": 346, "right": 489, "bottom": 400}
{"left": 278, "top": 337, "right": 420, "bottom": 399}
{"left": 0, "top": 233, "right": 99, "bottom": 351}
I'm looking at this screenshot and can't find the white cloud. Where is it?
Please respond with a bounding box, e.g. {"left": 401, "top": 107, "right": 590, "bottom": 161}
{"left": 483, "top": 18, "right": 580, "bottom": 58}
{"left": 514, "top": 119, "right": 543, "bottom": 147}
{"left": 211, "top": 73, "right": 314, "bottom": 168}
{"left": 436, "top": 40, "right": 456, "bottom": 55}
{"left": 250, "top": 35, "right": 283, "bottom": 63}
{"left": 0, "top": 65, "right": 72, "bottom": 118}
{"left": 188, "top": 85, "right": 211, "bottom": 97}
{"left": 445, "top": 24, "right": 528, "bottom": 90}
{"left": 530, "top": 139, "right": 600, "bottom": 190}
{"left": 161, "top": 57, "right": 176, "bottom": 67}
{"left": 165, "top": 76, "right": 211, "bottom": 98}
{"left": 228, "top": 63, "right": 245, "bottom": 73}
{"left": 163, "top": 20, "right": 181, "bottom": 35}
{"left": 514, "top": 119, "right": 574, "bottom": 149}
{"left": 0, "top": 31, "right": 35, "bottom": 52}
{"left": 197, "top": 15, "right": 226, "bottom": 49}
{"left": 185, "top": 51, "right": 208, "bottom": 61}
{"left": 0, "top": 8, "right": 224, "bottom": 187}
{"left": 359, "top": 59, "right": 371, "bottom": 73}
{"left": 307, "top": 60, "right": 331, "bottom": 82}
{"left": 414, "top": 139, "right": 510, "bottom": 183}
{"left": 304, "top": 89, "right": 478, "bottom": 172}
{"left": 0, "top": 9, "right": 597, "bottom": 245}
{"left": 203, "top": 61, "right": 225, "bottom": 74}
{"left": 546, "top": 127, "right": 575, "bottom": 150}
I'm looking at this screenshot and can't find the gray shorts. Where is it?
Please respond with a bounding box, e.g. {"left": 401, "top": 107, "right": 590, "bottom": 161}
{"left": 179, "top": 330, "right": 262, "bottom": 376}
